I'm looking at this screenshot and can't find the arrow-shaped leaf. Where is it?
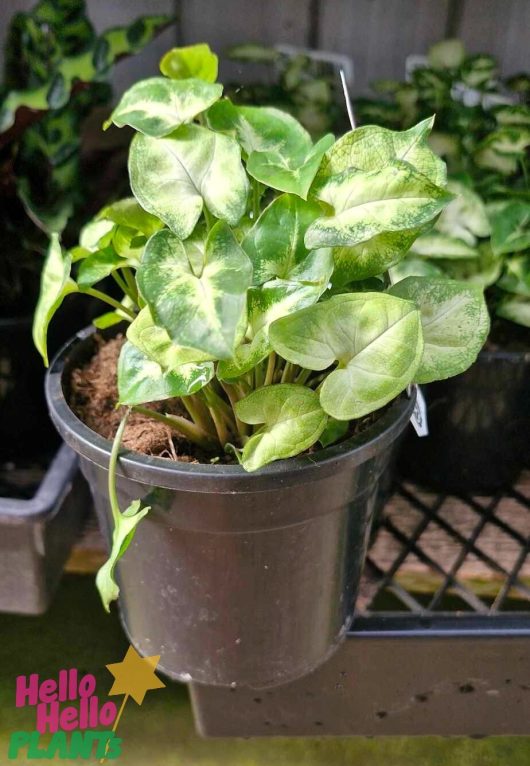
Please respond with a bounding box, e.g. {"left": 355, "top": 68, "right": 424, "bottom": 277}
{"left": 137, "top": 222, "right": 252, "bottom": 359}
{"left": 234, "top": 384, "right": 328, "bottom": 471}
{"left": 129, "top": 124, "right": 248, "bottom": 239}
{"left": 106, "top": 77, "right": 222, "bottom": 136}
{"left": 269, "top": 292, "right": 423, "bottom": 419}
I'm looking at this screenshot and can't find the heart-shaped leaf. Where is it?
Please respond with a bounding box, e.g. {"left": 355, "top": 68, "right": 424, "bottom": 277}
{"left": 436, "top": 243, "right": 503, "bottom": 288}
{"left": 77, "top": 248, "right": 130, "bottom": 289}
{"left": 436, "top": 180, "right": 490, "bottom": 245}
{"left": 117, "top": 340, "right": 214, "bottom": 406}
{"left": 234, "top": 384, "right": 328, "bottom": 471}
{"left": 129, "top": 124, "right": 248, "bottom": 239}
{"left": 306, "top": 160, "right": 451, "bottom": 250}
{"left": 127, "top": 307, "right": 215, "bottom": 369}
{"left": 207, "top": 101, "right": 334, "bottom": 198}
{"left": 389, "top": 277, "right": 489, "bottom": 384}
{"left": 137, "top": 222, "right": 252, "bottom": 359}
{"left": 331, "top": 229, "right": 425, "bottom": 285}
{"left": 216, "top": 329, "right": 271, "bottom": 381}
{"left": 316, "top": 117, "right": 446, "bottom": 185}
{"left": 389, "top": 257, "right": 445, "bottom": 283}
{"left": 269, "top": 293, "right": 423, "bottom": 419}
{"left": 160, "top": 44, "right": 218, "bottom": 82}
{"left": 33, "top": 234, "right": 77, "bottom": 365}
{"left": 106, "top": 77, "right": 223, "bottom": 137}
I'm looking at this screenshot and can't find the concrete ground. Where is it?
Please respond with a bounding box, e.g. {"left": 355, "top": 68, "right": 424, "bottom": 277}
{"left": 0, "top": 574, "right": 529, "bottom": 765}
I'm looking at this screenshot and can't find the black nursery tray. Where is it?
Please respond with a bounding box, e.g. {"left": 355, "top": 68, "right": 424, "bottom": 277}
{"left": 190, "top": 474, "right": 530, "bottom": 737}
{"left": 0, "top": 445, "right": 90, "bottom": 615}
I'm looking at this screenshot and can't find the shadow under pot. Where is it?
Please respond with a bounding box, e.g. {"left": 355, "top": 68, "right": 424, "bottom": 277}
{"left": 46, "top": 326, "right": 414, "bottom": 689}
{"left": 399, "top": 350, "right": 530, "bottom": 494}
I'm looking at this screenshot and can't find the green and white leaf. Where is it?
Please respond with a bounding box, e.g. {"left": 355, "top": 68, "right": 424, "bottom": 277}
{"left": 428, "top": 39, "right": 466, "bottom": 69}
{"left": 306, "top": 160, "right": 451, "bottom": 249}
{"left": 315, "top": 117, "right": 446, "bottom": 185}
{"left": 129, "top": 124, "right": 248, "bottom": 239}
{"left": 498, "top": 255, "right": 530, "bottom": 298}
{"left": 234, "top": 384, "right": 328, "bottom": 471}
{"left": 248, "top": 248, "right": 334, "bottom": 334}
{"left": 33, "top": 234, "right": 77, "bottom": 365}
{"left": 389, "top": 257, "right": 445, "bottom": 283}
{"left": 77, "top": 248, "right": 130, "bottom": 288}
{"left": 98, "top": 198, "right": 163, "bottom": 237}
{"left": 437, "top": 243, "right": 503, "bottom": 288}
{"left": 496, "top": 295, "right": 530, "bottom": 328}
{"left": 207, "top": 101, "right": 334, "bottom": 198}
{"left": 216, "top": 329, "right": 271, "bottom": 381}
{"left": 160, "top": 43, "right": 218, "bottom": 82}
{"left": 242, "top": 193, "right": 323, "bottom": 284}
{"left": 137, "top": 222, "right": 252, "bottom": 359}
{"left": 410, "top": 232, "right": 479, "bottom": 259}
{"left": 269, "top": 292, "right": 423, "bottom": 419}
{"left": 117, "top": 340, "right": 214, "bottom": 406}
{"left": 389, "top": 277, "right": 489, "bottom": 384}
{"left": 79, "top": 218, "right": 114, "bottom": 252}
{"left": 488, "top": 200, "right": 530, "bottom": 256}
{"left": 106, "top": 77, "right": 222, "bottom": 136}
{"left": 127, "top": 307, "right": 214, "bottom": 369}
{"left": 96, "top": 499, "right": 150, "bottom": 612}
{"left": 436, "top": 180, "right": 490, "bottom": 245}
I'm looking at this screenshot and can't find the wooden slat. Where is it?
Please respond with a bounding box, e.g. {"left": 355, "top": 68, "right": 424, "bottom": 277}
{"left": 457, "top": 0, "right": 530, "bottom": 78}
{"left": 318, "top": 0, "right": 450, "bottom": 95}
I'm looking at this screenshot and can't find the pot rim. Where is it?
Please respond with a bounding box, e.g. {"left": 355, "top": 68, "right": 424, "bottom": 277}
{"left": 46, "top": 325, "right": 415, "bottom": 493}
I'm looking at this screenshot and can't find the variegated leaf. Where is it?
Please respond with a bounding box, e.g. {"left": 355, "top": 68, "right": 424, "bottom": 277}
{"left": 269, "top": 292, "right": 423, "bottom": 419}
{"left": 106, "top": 77, "right": 222, "bottom": 137}
{"left": 137, "top": 222, "right": 252, "bottom": 359}
{"left": 129, "top": 124, "right": 248, "bottom": 239}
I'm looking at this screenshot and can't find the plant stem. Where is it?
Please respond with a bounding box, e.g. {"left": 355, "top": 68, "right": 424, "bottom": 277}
{"left": 207, "top": 405, "right": 230, "bottom": 447}
{"left": 82, "top": 287, "right": 136, "bottom": 320}
{"left": 108, "top": 409, "right": 130, "bottom": 525}
{"left": 280, "top": 362, "right": 295, "bottom": 384}
{"left": 264, "top": 352, "right": 277, "bottom": 387}
{"left": 122, "top": 267, "right": 139, "bottom": 304}
{"left": 202, "top": 386, "right": 235, "bottom": 428}
{"left": 111, "top": 271, "right": 136, "bottom": 305}
{"left": 295, "top": 368, "right": 312, "bottom": 386}
{"left": 181, "top": 395, "right": 216, "bottom": 436}
{"left": 132, "top": 406, "right": 218, "bottom": 451}
{"left": 220, "top": 382, "right": 249, "bottom": 437}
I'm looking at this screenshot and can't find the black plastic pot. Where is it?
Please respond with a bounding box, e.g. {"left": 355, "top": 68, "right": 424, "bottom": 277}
{"left": 399, "top": 350, "right": 530, "bottom": 494}
{"left": 46, "top": 327, "right": 414, "bottom": 688}
{"left": 0, "top": 444, "right": 90, "bottom": 614}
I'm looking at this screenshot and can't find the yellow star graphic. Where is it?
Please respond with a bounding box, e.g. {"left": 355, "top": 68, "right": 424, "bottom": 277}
{"left": 106, "top": 645, "right": 166, "bottom": 705}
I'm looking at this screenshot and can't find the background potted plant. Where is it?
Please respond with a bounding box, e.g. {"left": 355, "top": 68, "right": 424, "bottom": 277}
{"left": 39, "top": 43, "right": 488, "bottom": 687}
{"left": 0, "top": 0, "right": 170, "bottom": 461}
{"left": 357, "top": 39, "right": 530, "bottom": 492}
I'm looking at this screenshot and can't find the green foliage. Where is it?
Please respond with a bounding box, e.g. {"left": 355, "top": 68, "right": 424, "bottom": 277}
{"left": 0, "top": 0, "right": 171, "bottom": 312}
{"left": 35, "top": 42, "right": 489, "bottom": 478}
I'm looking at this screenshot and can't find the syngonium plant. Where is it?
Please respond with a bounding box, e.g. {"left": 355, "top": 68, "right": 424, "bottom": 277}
{"left": 0, "top": 0, "right": 171, "bottom": 311}
{"left": 33, "top": 43, "right": 490, "bottom": 608}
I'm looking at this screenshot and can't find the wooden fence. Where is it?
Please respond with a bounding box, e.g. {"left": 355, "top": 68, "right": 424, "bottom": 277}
{"left": 1, "top": 0, "right": 528, "bottom": 96}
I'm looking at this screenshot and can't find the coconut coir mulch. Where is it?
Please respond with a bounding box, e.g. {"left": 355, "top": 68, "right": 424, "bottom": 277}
{"left": 70, "top": 334, "right": 200, "bottom": 462}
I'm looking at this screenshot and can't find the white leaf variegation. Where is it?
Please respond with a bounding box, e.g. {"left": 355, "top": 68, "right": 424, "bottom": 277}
{"left": 305, "top": 160, "right": 451, "bottom": 250}
{"left": 137, "top": 222, "right": 252, "bottom": 359}
{"left": 117, "top": 340, "right": 214, "bottom": 406}
{"left": 389, "top": 277, "right": 490, "bottom": 384}
{"left": 106, "top": 77, "right": 223, "bottom": 137}
{"left": 129, "top": 124, "right": 249, "bottom": 239}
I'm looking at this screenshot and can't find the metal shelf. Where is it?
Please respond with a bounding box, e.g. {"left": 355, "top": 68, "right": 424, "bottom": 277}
{"left": 190, "top": 473, "right": 530, "bottom": 737}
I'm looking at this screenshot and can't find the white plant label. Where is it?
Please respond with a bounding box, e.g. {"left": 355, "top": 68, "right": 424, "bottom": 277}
{"left": 409, "top": 384, "right": 429, "bottom": 437}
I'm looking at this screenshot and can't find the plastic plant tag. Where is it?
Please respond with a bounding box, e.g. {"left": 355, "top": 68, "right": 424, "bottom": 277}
{"left": 409, "top": 384, "right": 429, "bottom": 437}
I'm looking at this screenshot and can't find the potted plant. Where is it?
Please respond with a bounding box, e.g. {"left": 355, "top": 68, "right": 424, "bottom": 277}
{"left": 38, "top": 43, "right": 488, "bottom": 687}
{"left": 357, "top": 39, "right": 530, "bottom": 492}
{"left": 0, "top": 0, "right": 171, "bottom": 460}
